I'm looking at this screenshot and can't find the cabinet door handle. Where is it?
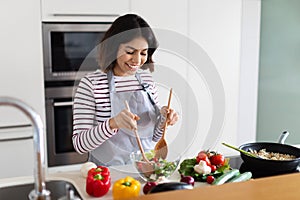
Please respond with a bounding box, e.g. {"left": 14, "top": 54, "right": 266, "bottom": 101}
{"left": 0, "top": 124, "right": 33, "bottom": 142}
{"left": 53, "top": 101, "right": 73, "bottom": 107}
{"left": 52, "top": 13, "right": 119, "bottom": 17}
{"left": 0, "top": 124, "right": 31, "bottom": 130}
{"left": 0, "top": 136, "right": 33, "bottom": 142}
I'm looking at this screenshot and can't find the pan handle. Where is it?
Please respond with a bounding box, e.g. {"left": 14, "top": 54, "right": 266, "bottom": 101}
{"left": 278, "top": 130, "right": 289, "bottom": 144}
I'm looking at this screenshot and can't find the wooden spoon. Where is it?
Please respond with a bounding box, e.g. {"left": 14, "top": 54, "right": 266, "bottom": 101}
{"left": 154, "top": 88, "right": 173, "bottom": 159}
{"left": 125, "top": 101, "right": 154, "bottom": 177}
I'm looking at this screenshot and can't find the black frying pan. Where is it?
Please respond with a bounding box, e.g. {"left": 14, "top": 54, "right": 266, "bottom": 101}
{"left": 239, "top": 131, "right": 300, "bottom": 173}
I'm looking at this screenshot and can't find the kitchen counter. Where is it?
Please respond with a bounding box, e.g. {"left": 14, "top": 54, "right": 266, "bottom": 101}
{"left": 1, "top": 155, "right": 300, "bottom": 200}
{"left": 1, "top": 165, "right": 300, "bottom": 200}
{"left": 1, "top": 162, "right": 300, "bottom": 200}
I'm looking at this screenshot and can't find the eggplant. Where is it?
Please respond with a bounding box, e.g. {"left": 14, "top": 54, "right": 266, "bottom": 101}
{"left": 148, "top": 182, "right": 193, "bottom": 194}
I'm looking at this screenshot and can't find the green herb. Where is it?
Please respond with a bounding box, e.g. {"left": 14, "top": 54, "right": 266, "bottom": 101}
{"left": 178, "top": 158, "right": 197, "bottom": 176}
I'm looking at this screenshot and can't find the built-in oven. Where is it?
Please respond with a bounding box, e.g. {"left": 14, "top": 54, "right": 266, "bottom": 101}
{"left": 45, "top": 85, "right": 88, "bottom": 166}
{"left": 43, "top": 22, "right": 112, "bottom": 166}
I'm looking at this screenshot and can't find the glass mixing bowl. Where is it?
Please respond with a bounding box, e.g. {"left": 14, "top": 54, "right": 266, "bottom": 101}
{"left": 130, "top": 150, "right": 181, "bottom": 182}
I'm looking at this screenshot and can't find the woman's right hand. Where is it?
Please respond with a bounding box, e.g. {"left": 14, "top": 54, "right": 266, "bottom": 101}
{"left": 109, "top": 109, "right": 139, "bottom": 131}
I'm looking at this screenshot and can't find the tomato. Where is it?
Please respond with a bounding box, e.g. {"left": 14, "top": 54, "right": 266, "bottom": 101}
{"left": 206, "top": 175, "right": 215, "bottom": 184}
{"left": 196, "top": 152, "right": 211, "bottom": 166}
{"left": 210, "top": 165, "right": 217, "bottom": 172}
{"left": 210, "top": 154, "right": 225, "bottom": 166}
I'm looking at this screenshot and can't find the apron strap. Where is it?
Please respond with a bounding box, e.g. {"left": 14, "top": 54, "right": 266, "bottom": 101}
{"left": 107, "top": 70, "right": 115, "bottom": 93}
{"left": 135, "top": 72, "right": 156, "bottom": 106}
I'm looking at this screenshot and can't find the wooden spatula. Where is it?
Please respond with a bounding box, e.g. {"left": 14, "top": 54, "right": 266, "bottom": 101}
{"left": 222, "top": 142, "right": 259, "bottom": 158}
{"left": 154, "top": 88, "right": 173, "bottom": 159}
{"left": 124, "top": 101, "right": 151, "bottom": 164}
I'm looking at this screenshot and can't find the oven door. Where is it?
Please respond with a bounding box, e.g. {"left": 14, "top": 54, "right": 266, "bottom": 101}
{"left": 46, "top": 87, "right": 88, "bottom": 166}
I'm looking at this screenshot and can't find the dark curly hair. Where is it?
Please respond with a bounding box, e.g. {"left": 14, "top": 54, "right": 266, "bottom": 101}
{"left": 97, "top": 14, "right": 159, "bottom": 73}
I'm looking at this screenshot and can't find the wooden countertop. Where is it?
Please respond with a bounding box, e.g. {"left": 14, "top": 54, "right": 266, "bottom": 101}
{"left": 134, "top": 172, "right": 300, "bottom": 200}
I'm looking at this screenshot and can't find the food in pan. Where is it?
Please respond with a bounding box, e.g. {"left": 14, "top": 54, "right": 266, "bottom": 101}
{"left": 249, "top": 149, "right": 296, "bottom": 160}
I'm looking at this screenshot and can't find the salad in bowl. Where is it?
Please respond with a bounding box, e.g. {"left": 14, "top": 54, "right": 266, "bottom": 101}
{"left": 130, "top": 150, "right": 181, "bottom": 182}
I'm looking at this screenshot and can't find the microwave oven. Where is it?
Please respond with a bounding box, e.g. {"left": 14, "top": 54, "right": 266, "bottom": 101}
{"left": 42, "top": 22, "right": 112, "bottom": 82}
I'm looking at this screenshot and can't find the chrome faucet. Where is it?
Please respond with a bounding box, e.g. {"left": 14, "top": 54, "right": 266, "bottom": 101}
{"left": 0, "top": 97, "right": 51, "bottom": 199}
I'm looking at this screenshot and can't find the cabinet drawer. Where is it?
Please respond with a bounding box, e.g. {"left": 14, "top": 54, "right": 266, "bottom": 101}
{"left": 0, "top": 126, "right": 34, "bottom": 178}
{"left": 0, "top": 139, "right": 34, "bottom": 178}
{"left": 41, "top": 0, "right": 130, "bottom": 22}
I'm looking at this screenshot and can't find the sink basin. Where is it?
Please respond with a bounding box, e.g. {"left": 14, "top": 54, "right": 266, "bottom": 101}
{"left": 0, "top": 180, "right": 81, "bottom": 199}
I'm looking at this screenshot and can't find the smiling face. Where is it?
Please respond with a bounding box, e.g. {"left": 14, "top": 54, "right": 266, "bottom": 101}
{"left": 113, "top": 37, "right": 149, "bottom": 76}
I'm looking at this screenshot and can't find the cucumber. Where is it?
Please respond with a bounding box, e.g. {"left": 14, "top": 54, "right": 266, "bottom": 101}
{"left": 227, "top": 172, "right": 252, "bottom": 183}
{"left": 212, "top": 169, "right": 240, "bottom": 185}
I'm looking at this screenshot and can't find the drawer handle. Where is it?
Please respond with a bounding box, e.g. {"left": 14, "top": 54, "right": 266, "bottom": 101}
{"left": 53, "top": 101, "right": 73, "bottom": 107}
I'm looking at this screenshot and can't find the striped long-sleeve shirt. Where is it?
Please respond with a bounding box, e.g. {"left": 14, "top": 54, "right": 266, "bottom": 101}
{"left": 72, "top": 70, "right": 164, "bottom": 154}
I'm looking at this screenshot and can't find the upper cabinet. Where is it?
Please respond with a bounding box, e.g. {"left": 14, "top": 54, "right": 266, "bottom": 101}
{"left": 41, "top": 0, "right": 130, "bottom": 22}
{"left": 0, "top": 0, "right": 45, "bottom": 127}
{"left": 130, "top": 0, "right": 188, "bottom": 35}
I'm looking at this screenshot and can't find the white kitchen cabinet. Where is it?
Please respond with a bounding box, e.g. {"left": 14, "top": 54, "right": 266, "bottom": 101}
{"left": 188, "top": 0, "right": 260, "bottom": 156}
{"left": 0, "top": 0, "right": 44, "bottom": 177}
{"left": 0, "top": 0, "right": 45, "bottom": 127}
{"left": 187, "top": 0, "right": 242, "bottom": 156}
{"left": 130, "top": 0, "right": 188, "bottom": 36}
{"left": 0, "top": 127, "right": 34, "bottom": 178}
{"left": 41, "top": 0, "right": 130, "bottom": 22}
{"left": 237, "top": 0, "right": 261, "bottom": 145}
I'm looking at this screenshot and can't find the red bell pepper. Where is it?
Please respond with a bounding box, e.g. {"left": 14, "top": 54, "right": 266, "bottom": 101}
{"left": 88, "top": 166, "right": 110, "bottom": 177}
{"left": 86, "top": 166, "right": 111, "bottom": 197}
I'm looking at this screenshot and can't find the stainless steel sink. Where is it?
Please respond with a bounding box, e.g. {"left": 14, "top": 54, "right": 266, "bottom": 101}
{"left": 0, "top": 180, "right": 81, "bottom": 199}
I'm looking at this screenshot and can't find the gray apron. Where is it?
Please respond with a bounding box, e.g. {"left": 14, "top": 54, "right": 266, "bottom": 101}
{"left": 89, "top": 70, "right": 160, "bottom": 166}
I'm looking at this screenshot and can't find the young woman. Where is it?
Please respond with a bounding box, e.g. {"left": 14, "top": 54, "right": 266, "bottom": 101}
{"left": 72, "top": 14, "right": 178, "bottom": 166}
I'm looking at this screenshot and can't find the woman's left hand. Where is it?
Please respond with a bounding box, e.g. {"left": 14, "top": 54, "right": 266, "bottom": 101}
{"left": 160, "top": 106, "right": 179, "bottom": 126}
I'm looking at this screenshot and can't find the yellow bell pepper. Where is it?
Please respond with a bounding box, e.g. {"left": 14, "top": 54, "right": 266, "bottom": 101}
{"left": 112, "top": 176, "right": 141, "bottom": 199}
